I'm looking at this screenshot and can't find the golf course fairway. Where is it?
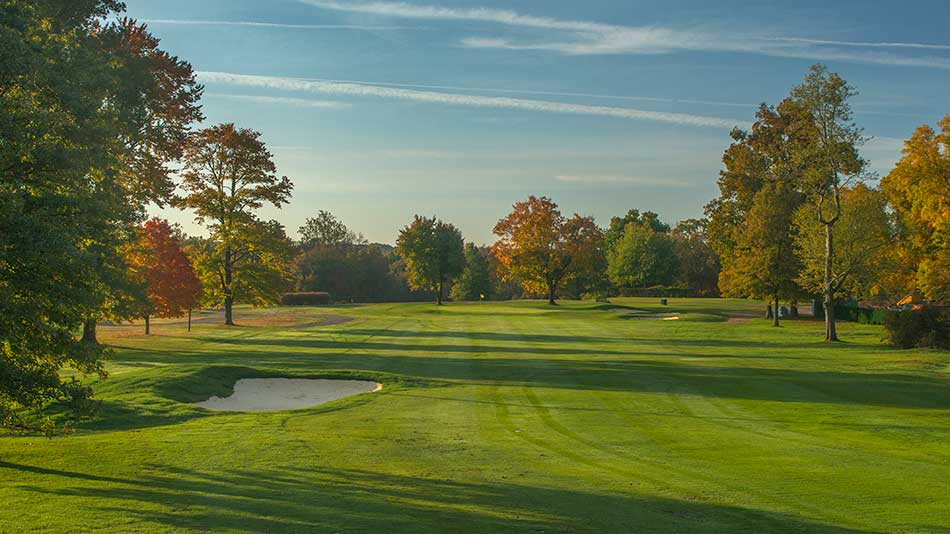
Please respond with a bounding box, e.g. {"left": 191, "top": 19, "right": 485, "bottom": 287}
{"left": 2, "top": 299, "right": 948, "bottom": 533}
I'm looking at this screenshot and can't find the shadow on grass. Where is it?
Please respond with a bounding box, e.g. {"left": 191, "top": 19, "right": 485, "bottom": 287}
{"left": 4, "top": 461, "right": 873, "bottom": 533}
{"left": 100, "top": 347, "right": 950, "bottom": 411}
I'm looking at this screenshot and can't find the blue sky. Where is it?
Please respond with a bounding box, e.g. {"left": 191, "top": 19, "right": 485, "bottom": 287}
{"left": 128, "top": 0, "right": 950, "bottom": 244}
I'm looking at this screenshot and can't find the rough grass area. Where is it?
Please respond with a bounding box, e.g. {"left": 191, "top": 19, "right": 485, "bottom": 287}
{"left": 2, "top": 299, "right": 948, "bottom": 533}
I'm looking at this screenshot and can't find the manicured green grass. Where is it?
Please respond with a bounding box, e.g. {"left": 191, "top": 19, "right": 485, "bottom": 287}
{"left": 2, "top": 299, "right": 948, "bottom": 533}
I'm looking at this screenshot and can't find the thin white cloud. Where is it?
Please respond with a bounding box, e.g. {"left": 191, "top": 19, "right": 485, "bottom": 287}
{"left": 206, "top": 93, "right": 350, "bottom": 108}
{"left": 283, "top": 76, "right": 755, "bottom": 108}
{"left": 298, "top": 1, "right": 621, "bottom": 32}
{"left": 556, "top": 175, "right": 691, "bottom": 187}
{"left": 299, "top": 1, "right": 950, "bottom": 68}
{"left": 770, "top": 37, "right": 950, "bottom": 51}
{"left": 141, "top": 19, "right": 418, "bottom": 31}
{"left": 197, "top": 71, "right": 745, "bottom": 128}
{"left": 863, "top": 136, "right": 907, "bottom": 174}
{"left": 208, "top": 93, "right": 349, "bottom": 108}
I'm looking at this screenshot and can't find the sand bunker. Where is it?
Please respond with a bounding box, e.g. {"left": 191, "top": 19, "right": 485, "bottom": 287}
{"left": 194, "top": 378, "right": 382, "bottom": 412}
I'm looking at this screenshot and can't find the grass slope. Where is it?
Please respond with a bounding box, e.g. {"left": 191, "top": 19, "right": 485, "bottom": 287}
{"left": 2, "top": 299, "right": 948, "bottom": 533}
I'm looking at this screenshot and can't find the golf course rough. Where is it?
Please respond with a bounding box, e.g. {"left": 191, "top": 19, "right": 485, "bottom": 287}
{"left": 1, "top": 298, "right": 948, "bottom": 533}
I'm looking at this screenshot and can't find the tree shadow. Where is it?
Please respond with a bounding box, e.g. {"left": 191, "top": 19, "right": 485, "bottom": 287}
{"left": 4, "top": 461, "right": 876, "bottom": 533}
{"left": 100, "top": 346, "right": 950, "bottom": 412}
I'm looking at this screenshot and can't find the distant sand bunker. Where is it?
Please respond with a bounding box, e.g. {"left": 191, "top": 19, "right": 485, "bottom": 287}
{"left": 194, "top": 378, "right": 382, "bottom": 412}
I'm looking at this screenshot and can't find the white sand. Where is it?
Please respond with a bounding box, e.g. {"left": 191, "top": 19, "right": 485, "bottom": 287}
{"left": 194, "top": 378, "right": 382, "bottom": 412}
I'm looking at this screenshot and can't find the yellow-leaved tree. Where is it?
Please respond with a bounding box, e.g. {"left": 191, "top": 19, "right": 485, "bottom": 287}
{"left": 881, "top": 116, "right": 950, "bottom": 300}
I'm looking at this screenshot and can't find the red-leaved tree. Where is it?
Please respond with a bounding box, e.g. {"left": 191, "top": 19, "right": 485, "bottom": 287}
{"left": 127, "top": 218, "right": 202, "bottom": 334}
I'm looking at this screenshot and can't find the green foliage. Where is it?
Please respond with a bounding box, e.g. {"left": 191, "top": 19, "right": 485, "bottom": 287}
{"left": 794, "top": 184, "right": 896, "bottom": 301}
{"left": 672, "top": 219, "right": 720, "bottom": 295}
{"left": 396, "top": 216, "right": 465, "bottom": 304}
{"left": 451, "top": 243, "right": 492, "bottom": 301}
{"left": 0, "top": 0, "right": 198, "bottom": 433}
{"left": 730, "top": 182, "right": 802, "bottom": 304}
{"left": 607, "top": 221, "right": 677, "bottom": 289}
{"left": 788, "top": 65, "right": 868, "bottom": 340}
{"left": 884, "top": 308, "right": 950, "bottom": 349}
{"left": 176, "top": 124, "right": 295, "bottom": 324}
{"left": 297, "top": 244, "right": 410, "bottom": 303}
{"left": 706, "top": 102, "right": 806, "bottom": 301}
{"left": 834, "top": 305, "right": 895, "bottom": 326}
{"left": 295, "top": 212, "right": 413, "bottom": 303}
{"left": 605, "top": 209, "right": 670, "bottom": 252}
{"left": 299, "top": 210, "right": 364, "bottom": 249}
{"left": 189, "top": 220, "right": 296, "bottom": 311}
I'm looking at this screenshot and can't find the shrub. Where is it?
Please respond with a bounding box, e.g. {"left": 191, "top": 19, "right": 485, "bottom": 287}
{"left": 834, "top": 305, "right": 895, "bottom": 325}
{"left": 883, "top": 308, "right": 950, "bottom": 349}
{"left": 280, "top": 292, "right": 331, "bottom": 306}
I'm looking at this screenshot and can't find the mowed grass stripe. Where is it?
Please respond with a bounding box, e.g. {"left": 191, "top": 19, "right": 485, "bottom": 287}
{"left": 1, "top": 299, "right": 948, "bottom": 533}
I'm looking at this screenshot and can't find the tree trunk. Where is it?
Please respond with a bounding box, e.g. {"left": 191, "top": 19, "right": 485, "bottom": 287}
{"left": 824, "top": 223, "right": 838, "bottom": 342}
{"left": 224, "top": 246, "right": 234, "bottom": 326}
{"left": 188, "top": 309, "right": 192, "bottom": 332}
{"left": 437, "top": 278, "right": 444, "bottom": 305}
{"left": 772, "top": 294, "right": 780, "bottom": 327}
{"left": 790, "top": 305, "right": 799, "bottom": 319}
{"left": 144, "top": 314, "right": 150, "bottom": 336}
{"left": 81, "top": 319, "right": 98, "bottom": 344}
{"left": 766, "top": 305, "right": 773, "bottom": 319}
{"left": 547, "top": 282, "right": 557, "bottom": 305}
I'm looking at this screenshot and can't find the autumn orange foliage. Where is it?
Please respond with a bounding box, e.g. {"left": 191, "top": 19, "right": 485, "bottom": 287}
{"left": 491, "top": 196, "right": 604, "bottom": 304}
{"left": 126, "top": 218, "right": 202, "bottom": 322}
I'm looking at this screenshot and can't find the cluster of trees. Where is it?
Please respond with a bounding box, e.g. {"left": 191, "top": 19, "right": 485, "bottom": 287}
{"left": 705, "top": 65, "right": 948, "bottom": 338}
{"left": 369, "top": 196, "right": 716, "bottom": 308}
{"left": 604, "top": 211, "right": 719, "bottom": 295}
{"left": 0, "top": 2, "right": 297, "bottom": 433}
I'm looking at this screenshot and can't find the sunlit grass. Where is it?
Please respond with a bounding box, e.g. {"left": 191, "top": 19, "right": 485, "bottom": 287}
{"left": 2, "top": 299, "right": 948, "bottom": 533}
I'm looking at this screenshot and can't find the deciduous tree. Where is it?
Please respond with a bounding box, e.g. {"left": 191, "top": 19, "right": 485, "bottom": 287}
{"left": 706, "top": 102, "right": 805, "bottom": 301}
{"left": 794, "top": 184, "right": 895, "bottom": 304}
{"left": 451, "top": 244, "right": 493, "bottom": 301}
{"left": 189, "top": 220, "right": 296, "bottom": 317}
{"left": 492, "top": 196, "right": 605, "bottom": 305}
{"left": 672, "top": 219, "right": 721, "bottom": 296}
{"left": 788, "top": 64, "right": 867, "bottom": 341}
{"left": 125, "top": 219, "right": 202, "bottom": 334}
{"left": 79, "top": 16, "right": 203, "bottom": 343}
{"left": 299, "top": 210, "right": 363, "bottom": 249}
{"left": 607, "top": 219, "right": 678, "bottom": 289}
{"left": 0, "top": 0, "right": 174, "bottom": 433}
{"left": 731, "top": 182, "right": 802, "bottom": 326}
{"left": 881, "top": 116, "right": 950, "bottom": 300}
{"left": 395, "top": 216, "right": 465, "bottom": 305}
{"left": 175, "top": 124, "right": 294, "bottom": 325}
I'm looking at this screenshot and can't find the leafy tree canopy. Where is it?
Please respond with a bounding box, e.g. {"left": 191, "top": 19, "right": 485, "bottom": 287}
{"left": 492, "top": 196, "right": 605, "bottom": 304}
{"left": 396, "top": 216, "right": 465, "bottom": 305}
{"left": 175, "top": 124, "right": 294, "bottom": 324}
{"left": 881, "top": 116, "right": 950, "bottom": 300}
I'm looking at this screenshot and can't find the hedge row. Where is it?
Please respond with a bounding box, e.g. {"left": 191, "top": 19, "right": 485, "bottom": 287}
{"left": 280, "top": 292, "right": 331, "bottom": 306}
{"left": 833, "top": 305, "right": 895, "bottom": 325}
{"left": 883, "top": 308, "right": 950, "bottom": 349}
